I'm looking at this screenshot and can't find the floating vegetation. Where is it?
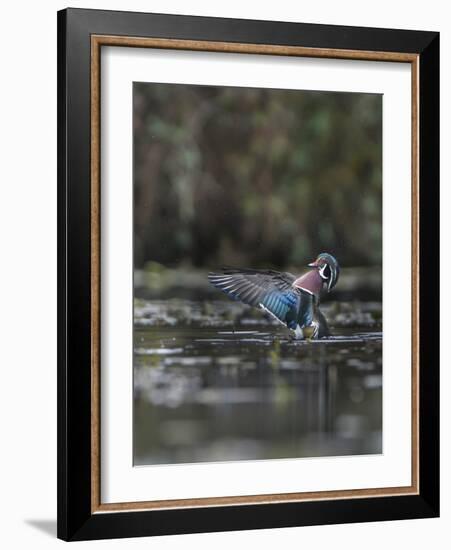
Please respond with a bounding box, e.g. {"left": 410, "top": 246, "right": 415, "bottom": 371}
{"left": 134, "top": 298, "right": 382, "bottom": 332}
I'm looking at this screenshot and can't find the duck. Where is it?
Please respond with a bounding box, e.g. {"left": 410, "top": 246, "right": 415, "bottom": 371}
{"left": 208, "top": 253, "right": 339, "bottom": 339}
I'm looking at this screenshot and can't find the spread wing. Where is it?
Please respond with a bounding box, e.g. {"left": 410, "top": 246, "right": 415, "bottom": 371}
{"left": 208, "top": 268, "right": 314, "bottom": 329}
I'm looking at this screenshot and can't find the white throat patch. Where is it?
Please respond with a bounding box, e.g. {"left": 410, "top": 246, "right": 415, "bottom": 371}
{"left": 319, "top": 264, "right": 328, "bottom": 280}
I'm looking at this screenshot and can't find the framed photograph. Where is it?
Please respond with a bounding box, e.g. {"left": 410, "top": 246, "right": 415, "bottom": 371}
{"left": 57, "top": 8, "right": 439, "bottom": 541}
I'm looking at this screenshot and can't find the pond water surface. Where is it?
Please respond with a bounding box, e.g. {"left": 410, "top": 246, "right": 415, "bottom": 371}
{"left": 133, "top": 299, "right": 382, "bottom": 465}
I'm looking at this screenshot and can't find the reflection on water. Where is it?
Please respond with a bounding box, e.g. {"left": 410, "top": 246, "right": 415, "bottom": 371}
{"left": 133, "top": 300, "right": 382, "bottom": 465}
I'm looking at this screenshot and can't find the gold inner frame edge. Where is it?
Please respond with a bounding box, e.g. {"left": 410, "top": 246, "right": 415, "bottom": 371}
{"left": 90, "top": 35, "right": 420, "bottom": 514}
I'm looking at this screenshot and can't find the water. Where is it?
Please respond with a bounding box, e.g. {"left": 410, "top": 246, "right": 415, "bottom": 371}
{"left": 133, "top": 299, "right": 382, "bottom": 466}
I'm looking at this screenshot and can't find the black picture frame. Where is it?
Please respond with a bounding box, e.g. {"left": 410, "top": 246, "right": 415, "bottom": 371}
{"left": 57, "top": 7, "right": 439, "bottom": 541}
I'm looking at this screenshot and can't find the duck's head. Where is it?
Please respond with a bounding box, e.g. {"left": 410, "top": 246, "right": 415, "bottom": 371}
{"left": 308, "top": 253, "right": 340, "bottom": 292}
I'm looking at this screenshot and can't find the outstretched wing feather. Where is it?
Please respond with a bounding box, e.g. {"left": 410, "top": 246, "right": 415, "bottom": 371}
{"left": 208, "top": 268, "right": 314, "bottom": 328}
{"left": 208, "top": 269, "right": 295, "bottom": 307}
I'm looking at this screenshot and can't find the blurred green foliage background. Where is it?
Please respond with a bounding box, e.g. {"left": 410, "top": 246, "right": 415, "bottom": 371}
{"left": 133, "top": 83, "right": 382, "bottom": 270}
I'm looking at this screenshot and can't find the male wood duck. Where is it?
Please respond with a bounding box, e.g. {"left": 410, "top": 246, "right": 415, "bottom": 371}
{"left": 208, "top": 253, "right": 339, "bottom": 339}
